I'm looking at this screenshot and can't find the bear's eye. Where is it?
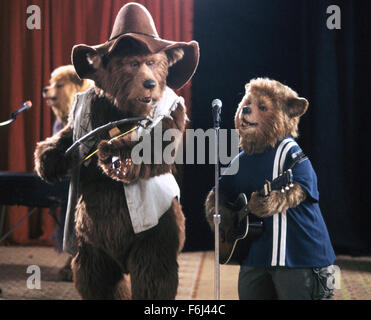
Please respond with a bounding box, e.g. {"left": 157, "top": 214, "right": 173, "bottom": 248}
{"left": 56, "top": 83, "right": 64, "bottom": 89}
{"left": 130, "top": 61, "right": 140, "bottom": 68}
{"left": 247, "top": 100, "right": 251, "bottom": 105}
{"left": 146, "top": 60, "right": 155, "bottom": 66}
{"left": 259, "top": 105, "right": 267, "bottom": 112}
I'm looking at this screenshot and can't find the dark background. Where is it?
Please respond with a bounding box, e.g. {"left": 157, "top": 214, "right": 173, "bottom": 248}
{"left": 0, "top": 0, "right": 370, "bottom": 255}
{"left": 182, "top": 0, "right": 371, "bottom": 255}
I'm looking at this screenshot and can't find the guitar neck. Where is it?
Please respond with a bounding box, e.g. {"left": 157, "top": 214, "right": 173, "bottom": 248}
{"left": 258, "top": 169, "right": 293, "bottom": 197}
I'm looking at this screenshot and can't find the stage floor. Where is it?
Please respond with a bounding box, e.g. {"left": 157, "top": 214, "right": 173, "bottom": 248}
{"left": 0, "top": 246, "right": 370, "bottom": 300}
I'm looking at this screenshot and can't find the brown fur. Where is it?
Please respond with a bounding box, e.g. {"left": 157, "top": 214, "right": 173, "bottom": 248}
{"left": 205, "top": 78, "right": 309, "bottom": 224}
{"left": 34, "top": 40, "right": 186, "bottom": 299}
{"left": 43, "top": 65, "right": 94, "bottom": 125}
{"left": 248, "top": 184, "right": 307, "bottom": 218}
{"left": 234, "top": 78, "right": 308, "bottom": 155}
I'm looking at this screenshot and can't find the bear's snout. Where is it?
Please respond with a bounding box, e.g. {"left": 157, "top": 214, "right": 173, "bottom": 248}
{"left": 42, "top": 86, "right": 54, "bottom": 98}
{"left": 242, "top": 106, "right": 251, "bottom": 115}
{"left": 143, "top": 79, "right": 156, "bottom": 90}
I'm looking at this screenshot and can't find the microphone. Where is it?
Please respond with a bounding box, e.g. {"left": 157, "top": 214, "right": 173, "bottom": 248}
{"left": 12, "top": 101, "right": 32, "bottom": 118}
{"left": 211, "top": 99, "right": 222, "bottom": 128}
{"left": 0, "top": 101, "right": 32, "bottom": 127}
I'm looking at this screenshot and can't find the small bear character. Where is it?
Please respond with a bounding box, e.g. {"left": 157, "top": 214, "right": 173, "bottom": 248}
{"left": 205, "top": 78, "right": 336, "bottom": 300}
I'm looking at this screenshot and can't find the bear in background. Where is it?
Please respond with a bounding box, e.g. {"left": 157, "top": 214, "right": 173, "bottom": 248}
{"left": 43, "top": 65, "right": 93, "bottom": 134}
{"left": 34, "top": 3, "right": 199, "bottom": 299}
{"left": 205, "top": 78, "right": 336, "bottom": 300}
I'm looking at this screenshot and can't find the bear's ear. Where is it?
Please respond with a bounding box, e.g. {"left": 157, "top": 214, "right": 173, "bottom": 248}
{"left": 166, "top": 48, "right": 185, "bottom": 67}
{"left": 86, "top": 52, "right": 102, "bottom": 69}
{"left": 285, "top": 97, "right": 309, "bottom": 118}
{"left": 72, "top": 45, "right": 102, "bottom": 81}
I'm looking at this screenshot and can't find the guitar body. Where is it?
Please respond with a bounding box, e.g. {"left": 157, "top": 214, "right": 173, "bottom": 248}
{"left": 220, "top": 213, "right": 263, "bottom": 265}
{"left": 218, "top": 169, "right": 294, "bottom": 265}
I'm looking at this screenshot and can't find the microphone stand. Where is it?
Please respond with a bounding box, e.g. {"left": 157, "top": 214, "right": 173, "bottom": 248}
{"left": 212, "top": 100, "right": 221, "bottom": 300}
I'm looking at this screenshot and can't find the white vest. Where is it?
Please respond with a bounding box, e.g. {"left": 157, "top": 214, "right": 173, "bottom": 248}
{"left": 124, "top": 87, "right": 184, "bottom": 233}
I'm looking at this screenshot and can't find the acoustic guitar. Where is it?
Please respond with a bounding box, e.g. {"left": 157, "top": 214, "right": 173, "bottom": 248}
{"left": 219, "top": 169, "right": 294, "bottom": 265}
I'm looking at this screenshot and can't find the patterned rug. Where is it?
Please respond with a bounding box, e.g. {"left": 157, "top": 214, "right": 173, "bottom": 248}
{"left": 1, "top": 246, "right": 370, "bottom": 300}
{"left": 0, "top": 246, "right": 205, "bottom": 300}
{"left": 334, "top": 255, "right": 371, "bottom": 300}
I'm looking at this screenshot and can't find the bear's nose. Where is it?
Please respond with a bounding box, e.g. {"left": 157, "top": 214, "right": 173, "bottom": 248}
{"left": 143, "top": 79, "right": 156, "bottom": 89}
{"left": 242, "top": 106, "right": 251, "bottom": 115}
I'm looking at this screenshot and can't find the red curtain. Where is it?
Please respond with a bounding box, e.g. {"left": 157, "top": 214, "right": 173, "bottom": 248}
{"left": 0, "top": 0, "right": 194, "bottom": 245}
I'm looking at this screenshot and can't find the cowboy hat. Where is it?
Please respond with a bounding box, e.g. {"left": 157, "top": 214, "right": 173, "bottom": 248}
{"left": 72, "top": 2, "right": 199, "bottom": 90}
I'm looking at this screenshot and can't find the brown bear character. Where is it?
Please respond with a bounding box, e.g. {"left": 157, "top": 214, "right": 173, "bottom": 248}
{"left": 205, "top": 78, "right": 336, "bottom": 300}
{"left": 34, "top": 3, "right": 199, "bottom": 299}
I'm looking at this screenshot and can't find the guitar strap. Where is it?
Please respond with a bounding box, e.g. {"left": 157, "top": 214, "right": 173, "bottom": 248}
{"left": 271, "top": 137, "right": 300, "bottom": 266}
